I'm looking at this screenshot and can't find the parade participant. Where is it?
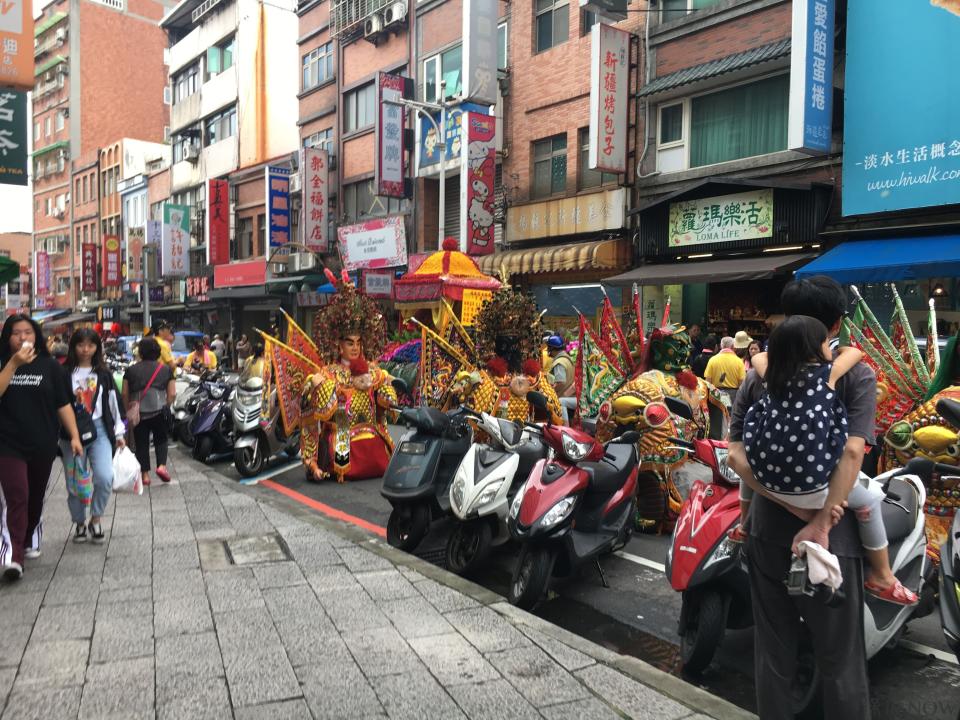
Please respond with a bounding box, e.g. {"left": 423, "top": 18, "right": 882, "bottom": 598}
{"left": 184, "top": 339, "right": 218, "bottom": 372}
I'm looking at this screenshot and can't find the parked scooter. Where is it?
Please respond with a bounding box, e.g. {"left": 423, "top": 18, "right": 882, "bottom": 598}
{"left": 232, "top": 376, "right": 301, "bottom": 477}
{"left": 446, "top": 412, "right": 548, "bottom": 576}
{"left": 190, "top": 373, "right": 237, "bottom": 463}
{"left": 934, "top": 398, "right": 960, "bottom": 661}
{"left": 507, "top": 392, "right": 640, "bottom": 610}
{"left": 172, "top": 370, "right": 206, "bottom": 447}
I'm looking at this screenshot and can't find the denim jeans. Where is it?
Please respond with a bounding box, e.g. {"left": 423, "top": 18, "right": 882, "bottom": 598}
{"left": 59, "top": 419, "right": 114, "bottom": 524}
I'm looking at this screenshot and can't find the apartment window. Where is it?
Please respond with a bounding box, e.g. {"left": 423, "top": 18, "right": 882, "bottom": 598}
{"left": 257, "top": 213, "right": 266, "bottom": 255}
{"left": 581, "top": 9, "right": 596, "bottom": 35}
{"left": 45, "top": 116, "right": 52, "bottom": 136}
{"left": 237, "top": 217, "right": 254, "bottom": 259}
{"left": 303, "top": 128, "right": 334, "bottom": 154}
{"left": 173, "top": 63, "right": 199, "bottom": 103}
{"left": 57, "top": 153, "right": 65, "bottom": 173}
{"left": 342, "top": 179, "right": 402, "bottom": 222}
{"left": 577, "top": 128, "right": 617, "bottom": 189}
{"left": 204, "top": 105, "right": 237, "bottom": 146}
{"left": 56, "top": 276, "right": 69, "bottom": 295}
{"left": 46, "top": 197, "right": 53, "bottom": 215}
{"left": 661, "top": 0, "right": 723, "bottom": 20}
{"left": 55, "top": 111, "right": 65, "bottom": 132}
{"left": 498, "top": 22, "right": 508, "bottom": 69}
{"left": 33, "top": 121, "right": 40, "bottom": 139}
{"left": 206, "top": 36, "right": 235, "bottom": 80}
{"left": 82, "top": 175, "right": 88, "bottom": 202}
{"left": 75, "top": 178, "right": 81, "bottom": 201}
{"left": 302, "top": 42, "right": 334, "bottom": 91}
{"left": 344, "top": 83, "right": 375, "bottom": 133}
{"left": 532, "top": 134, "right": 567, "bottom": 198}
{"left": 423, "top": 45, "right": 462, "bottom": 103}
{"left": 535, "top": 0, "right": 568, "bottom": 53}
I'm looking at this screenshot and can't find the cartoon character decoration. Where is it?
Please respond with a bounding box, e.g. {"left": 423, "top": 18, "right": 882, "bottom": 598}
{"left": 464, "top": 115, "right": 496, "bottom": 253}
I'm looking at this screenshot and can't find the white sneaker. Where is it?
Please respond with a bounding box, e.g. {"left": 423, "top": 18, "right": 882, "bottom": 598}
{"left": 2, "top": 562, "right": 23, "bottom": 581}
{"left": 24, "top": 547, "right": 41, "bottom": 559}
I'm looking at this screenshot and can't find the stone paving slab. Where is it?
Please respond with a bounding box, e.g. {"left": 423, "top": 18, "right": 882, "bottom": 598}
{"left": 0, "top": 450, "right": 752, "bottom": 720}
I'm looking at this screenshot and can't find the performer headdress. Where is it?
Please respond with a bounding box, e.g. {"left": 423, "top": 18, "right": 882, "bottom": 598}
{"left": 312, "top": 268, "right": 387, "bottom": 362}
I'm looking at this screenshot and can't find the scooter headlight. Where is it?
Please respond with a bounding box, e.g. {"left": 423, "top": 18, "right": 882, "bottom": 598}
{"left": 539, "top": 496, "right": 577, "bottom": 528}
{"left": 510, "top": 481, "right": 528, "bottom": 519}
{"left": 469, "top": 480, "right": 504, "bottom": 513}
{"left": 561, "top": 434, "right": 592, "bottom": 462}
{"left": 238, "top": 391, "right": 261, "bottom": 407}
{"left": 451, "top": 475, "right": 466, "bottom": 512}
{"left": 210, "top": 386, "right": 225, "bottom": 400}
{"left": 714, "top": 447, "right": 741, "bottom": 484}
{"left": 703, "top": 533, "right": 739, "bottom": 571}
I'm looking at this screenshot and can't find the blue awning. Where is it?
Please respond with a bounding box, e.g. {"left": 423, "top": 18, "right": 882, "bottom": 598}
{"left": 31, "top": 309, "right": 69, "bottom": 322}
{"left": 795, "top": 235, "right": 960, "bottom": 284}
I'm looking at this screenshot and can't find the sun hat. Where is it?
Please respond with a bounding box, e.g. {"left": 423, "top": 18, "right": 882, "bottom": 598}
{"left": 733, "top": 330, "right": 754, "bottom": 350}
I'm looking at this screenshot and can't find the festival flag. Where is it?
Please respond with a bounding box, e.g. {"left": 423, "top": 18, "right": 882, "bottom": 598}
{"left": 661, "top": 296, "right": 672, "bottom": 328}
{"left": 258, "top": 331, "right": 323, "bottom": 435}
{"left": 574, "top": 313, "right": 626, "bottom": 418}
{"left": 890, "top": 284, "right": 929, "bottom": 386}
{"left": 838, "top": 300, "right": 862, "bottom": 347}
{"left": 412, "top": 318, "right": 470, "bottom": 409}
{"left": 598, "top": 291, "right": 630, "bottom": 376}
{"left": 280, "top": 309, "right": 323, "bottom": 368}
{"left": 928, "top": 298, "right": 941, "bottom": 376}
{"left": 630, "top": 284, "right": 645, "bottom": 372}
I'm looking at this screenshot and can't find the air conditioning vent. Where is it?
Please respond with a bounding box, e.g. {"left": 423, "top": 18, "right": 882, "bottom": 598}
{"left": 383, "top": 1, "right": 406, "bottom": 26}
{"left": 364, "top": 13, "right": 383, "bottom": 38}
{"left": 287, "top": 252, "right": 316, "bottom": 273}
{"left": 55, "top": 28, "right": 66, "bottom": 42}
{"left": 185, "top": 145, "right": 201, "bottom": 163}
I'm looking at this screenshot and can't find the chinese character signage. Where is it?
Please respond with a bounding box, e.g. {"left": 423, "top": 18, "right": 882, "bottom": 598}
{"left": 126, "top": 226, "right": 144, "bottom": 283}
{"left": 363, "top": 271, "right": 394, "bottom": 298}
{"left": 788, "top": 0, "right": 834, "bottom": 155}
{"left": 668, "top": 190, "right": 774, "bottom": 248}
{"left": 162, "top": 203, "right": 190, "bottom": 278}
{"left": 186, "top": 276, "right": 210, "bottom": 301}
{"left": 304, "top": 147, "right": 329, "bottom": 252}
{"left": 843, "top": 1, "right": 960, "bottom": 216}
{"left": 507, "top": 188, "right": 626, "bottom": 242}
{"left": 207, "top": 179, "right": 230, "bottom": 265}
{"left": 338, "top": 216, "right": 408, "bottom": 272}
{"left": 462, "top": 0, "right": 498, "bottom": 107}
{"left": 81, "top": 243, "right": 97, "bottom": 292}
{"left": 145, "top": 219, "right": 162, "bottom": 283}
{"left": 35, "top": 250, "right": 50, "bottom": 299}
{"left": 0, "top": 90, "right": 27, "bottom": 186}
{"left": 460, "top": 288, "right": 493, "bottom": 327}
{"left": 418, "top": 102, "right": 489, "bottom": 174}
{"left": 0, "top": 0, "right": 34, "bottom": 93}
{"left": 376, "top": 72, "right": 406, "bottom": 198}
{"left": 460, "top": 111, "right": 496, "bottom": 255}
{"left": 588, "top": 23, "right": 629, "bottom": 174}
{"left": 102, "top": 235, "right": 122, "bottom": 287}
{"left": 266, "top": 166, "right": 291, "bottom": 248}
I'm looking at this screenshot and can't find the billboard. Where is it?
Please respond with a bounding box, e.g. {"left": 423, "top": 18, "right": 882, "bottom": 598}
{"left": 588, "top": 23, "right": 630, "bottom": 174}
{"left": 102, "top": 236, "right": 122, "bottom": 287}
{"left": 161, "top": 203, "right": 190, "bottom": 277}
{"left": 0, "top": 91, "right": 28, "bottom": 186}
{"left": 0, "top": 0, "right": 34, "bottom": 93}
{"left": 81, "top": 243, "right": 97, "bottom": 292}
{"left": 462, "top": 0, "right": 499, "bottom": 106}
{"left": 843, "top": 0, "right": 960, "bottom": 216}
{"left": 337, "top": 217, "right": 408, "bottom": 272}
{"left": 303, "top": 147, "right": 329, "bottom": 252}
{"left": 375, "top": 72, "right": 406, "bottom": 198}
{"left": 460, "top": 112, "right": 496, "bottom": 255}
{"left": 266, "top": 166, "right": 291, "bottom": 248}
{"left": 207, "top": 179, "right": 230, "bottom": 265}
{"left": 417, "top": 102, "right": 489, "bottom": 174}
{"left": 788, "top": 0, "right": 834, "bottom": 155}
{"left": 126, "top": 226, "right": 145, "bottom": 283}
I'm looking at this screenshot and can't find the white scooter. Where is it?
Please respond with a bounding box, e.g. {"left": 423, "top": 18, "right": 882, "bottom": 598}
{"left": 445, "top": 412, "right": 547, "bottom": 576}
{"left": 232, "top": 376, "right": 300, "bottom": 477}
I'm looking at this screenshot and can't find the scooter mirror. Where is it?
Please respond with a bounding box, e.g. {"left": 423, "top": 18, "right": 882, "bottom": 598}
{"left": 664, "top": 395, "right": 694, "bottom": 421}
{"left": 392, "top": 377, "right": 410, "bottom": 397}
{"left": 613, "top": 430, "right": 641, "bottom": 444}
{"left": 526, "top": 391, "right": 548, "bottom": 410}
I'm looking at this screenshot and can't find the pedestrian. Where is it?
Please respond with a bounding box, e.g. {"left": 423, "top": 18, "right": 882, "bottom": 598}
{"left": 59, "top": 328, "right": 127, "bottom": 544}
{"left": 746, "top": 339, "right": 763, "bottom": 370}
{"left": 240, "top": 342, "right": 266, "bottom": 383}
{"left": 0, "top": 315, "right": 83, "bottom": 580}
{"left": 688, "top": 324, "right": 703, "bottom": 360}
{"left": 122, "top": 337, "right": 176, "bottom": 487}
{"left": 726, "top": 275, "right": 876, "bottom": 719}
{"left": 148, "top": 320, "right": 177, "bottom": 370}
{"left": 184, "top": 339, "right": 218, "bottom": 373}
{"left": 690, "top": 335, "right": 717, "bottom": 378}
{"left": 733, "top": 330, "right": 754, "bottom": 369}
{"left": 236, "top": 333, "right": 252, "bottom": 370}
{"left": 545, "top": 335, "right": 576, "bottom": 423}
{"left": 210, "top": 333, "right": 226, "bottom": 361}
{"left": 704, "top": 336, "right": 744, "bottom": 407}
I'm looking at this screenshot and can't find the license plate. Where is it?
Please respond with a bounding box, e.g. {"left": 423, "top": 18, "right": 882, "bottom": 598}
{"left": 401, "top": 441, "right": 426, "bottom": 455}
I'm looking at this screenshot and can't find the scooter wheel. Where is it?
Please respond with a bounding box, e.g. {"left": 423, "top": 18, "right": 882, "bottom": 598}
{"left": 178, "top": 422, "right": 196, "bottom": 449}
{"left": 509, "top": 547, "right": 553, "bottom": 610}
{"left": 446, "top": 521, "right": 493, "bottom": 576}
{"left": 680, "top": 591, "right": 727, "bottom": 675}
{"left": 234, "top": 445, "right": 264, "bottom": 477}
{"left": 193, "top": 436, "right": 213, "bottom": 464}
{"left": 386, "top": 504, "right": 430, "bottom": 552}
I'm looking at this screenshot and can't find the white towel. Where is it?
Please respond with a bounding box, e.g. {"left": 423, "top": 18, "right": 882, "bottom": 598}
{"left": 797, "top": 540, "right": 844, "bottom": 591}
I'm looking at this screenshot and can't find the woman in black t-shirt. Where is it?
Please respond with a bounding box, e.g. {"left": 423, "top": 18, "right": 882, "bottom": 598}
{"left": 0, "top": 315, "right": 83, "bottom": 581}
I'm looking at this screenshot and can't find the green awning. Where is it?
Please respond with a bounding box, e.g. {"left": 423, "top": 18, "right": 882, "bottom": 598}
{"left": 35, "top": 12, "right": 67, "bottom": 37}
{"left": 32, "top": 140, "right": 68, "bottom": 158}
{"left": 35, "top": 55, "right": 67, "bottom": 77}
{"left": 0, "top": 256, "right": 19, "bottom": 285}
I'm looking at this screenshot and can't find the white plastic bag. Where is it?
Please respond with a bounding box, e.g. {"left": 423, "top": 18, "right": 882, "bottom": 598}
{"left": 112, "top": 446, "right": 143, "bottom": 495}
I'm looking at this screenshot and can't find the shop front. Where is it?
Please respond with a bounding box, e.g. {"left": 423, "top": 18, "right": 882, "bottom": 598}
{"left": 210, "top": 260, "right": 284, "bottom": 349}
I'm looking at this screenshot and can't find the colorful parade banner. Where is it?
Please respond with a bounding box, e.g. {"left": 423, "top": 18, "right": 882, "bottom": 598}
{"left": 574, "top": 313, "right": 626, "bottom": 418}
{"left": 260, "top": 331, "right": 322, "bottom": 435}
{"left": 598, "top": 293, "right": 629, "bottom": 375}
{"left": 280, "top": 309, "right": 323, "bottom": 369}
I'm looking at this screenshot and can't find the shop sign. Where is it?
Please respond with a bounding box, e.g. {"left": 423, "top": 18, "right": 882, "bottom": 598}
{"left": 213, "top": 259, "right": 266, "bottom": 289}
{"left": 462, "top": 0, "right": 498, "bottom": 106}
{"left": 303, "top": 148, "right": 329, "bottom": 252}
{"left": 460, "top": 112, "right": 496, "bottom": 255}
{"left": 206, "top": 178, "right": 230, "bottom": 265}
{"left": 376, "top": 72, "right": 407, "bottom": 198}
{"left": 126, "top": 226, "right": 144, "bottom": 283}
{"left": 34, "top": 295, "right": 49, "bottom": 310}
{"left": 186, "top": 276, "right": 210, "bottom": 301}
{"left": 102, "top": 235, "right": 122, "bottom": 287}
{"left": 460, "top": 288, "right": 493, "bottom": 326}
{"left": 0, "top": 91, "right": 27, "bottom": 186}
{"left": 99, "top": 305, "right": 119, "bottom": 321}
{"left": 506, "top": 187, "right": 625, "bottom": 243}
{"left": 843, "top": 0, "right": 960, "bottom": 216}
{"left": 338, "top": 216, "right": 408, "bottom": 272}
{"left": 296, "top": 291, "right": 331, "bottom": 307}
{"left": 363, "top": 271, "right": 394, "bottom": 298}
{"left": 145, "top": 220, "right": 162, "bottom": 283}
{"left": 35, "top": 250, "right": 50, "bottom": 298}
{"left": 81, "top": 243, "right": 97, "bottom": 292}
{"left": 589, "top": 24, "right": 629, "bottom": 174}
{"left": 0, "top": 1, "right": 34, "bottom": 93}
{"left": 148, "top": 286, "right": 165, "bottom": 303}
{"left": 161, "top": 203, "right": 190, "bottom": 278}
{"left": 640, "top": 285, "right": 682, "bottom": 336}
{"left": 788, "top": 0, "right": 834, "bottom": 155}
{"left": 418, "top": 102, "right": 488, "bottom": 174}
{"left": 668, "top": 189, "right": 773, "bottom": 248}
{"left": 266, "top": 166, "right": 291, "bottom": 248}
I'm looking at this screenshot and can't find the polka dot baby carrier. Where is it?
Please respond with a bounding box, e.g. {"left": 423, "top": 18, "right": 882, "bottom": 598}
{"left": 743, "top": 363, "right": 848, "bottom": 507}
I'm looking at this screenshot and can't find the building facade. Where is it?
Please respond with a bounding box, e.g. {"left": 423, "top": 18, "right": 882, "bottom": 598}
{"left": 0, "top": 232, "right": 32, "bottom": 317}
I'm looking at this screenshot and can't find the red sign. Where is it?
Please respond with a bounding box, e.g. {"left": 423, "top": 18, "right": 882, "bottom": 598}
{"left": 214, "top": 260, "right": 267, "bottom": 289}
{"left": 460, "top": 112, "right": 496, "bottom": 255}
{"left": 186, "top": 276, "right": 211, "bottom": 301}
{"left": 207, "top": 179, "right": 230, "bottom": 266}
{"left": 126, "top": 227, "right": 144, "bottom": 283}
{"left": 102, "top": 236, "right": 122, "bottom": 287}
{"left": 304, "top": 147, "right": 329, "bottom": 252}
{"left": 81, "top": 243, "right": 98, "bottom": 292}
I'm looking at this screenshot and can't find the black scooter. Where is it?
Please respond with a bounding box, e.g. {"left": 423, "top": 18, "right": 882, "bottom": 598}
{"left": 936, "top": 398, "right": 960, "bottom": 661}
{"left": 190, "top": 374, "right": 236, "bottom": 463}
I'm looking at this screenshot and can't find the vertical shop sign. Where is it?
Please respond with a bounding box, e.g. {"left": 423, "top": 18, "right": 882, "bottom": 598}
{"left": 788, "top": 0, "right": 834, "bottom": 154}
{"left": 266, "top": 166, "right": 291, "bottom": 248}
{"left": 0, "top": 90, "right": 27, "bottom": 186}
{"left": 161, "top": 203, "right": 190, "bottom": 278}
{"left": 102, "top": 235, "right": 122, "bottom": 287}
{"left": 304, "top": 147, "right": 329, "bottom": 252}
{"left": 376, "top": 72, "right": 407, "bottom": 198}
{"left": 589, "top": 23, "right": 629, "bottom": 174}
{"left": 126, "top": 226, "right": 144, "bottom": 283}
{"left": 459, "top": 111, "right": 497, "bottom": 255}
{"left": 35, "top": 250, "right": 50, "bottom": 303}
{"left": 462, "top": 0, "right": 498, "bottom": 106}
{"left": 145, "top": 219, "right": 162, "bottom": 283}
{"left": 0, "top": 0, "right": 34, "bottom": 93}
{"left": 206, "top": 178, "right": 230, "bottom": 265}
{"left": 81, "top": 243, "right": 97, "bottom": 292}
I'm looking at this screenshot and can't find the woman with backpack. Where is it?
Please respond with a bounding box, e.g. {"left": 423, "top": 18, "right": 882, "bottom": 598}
{"left": 122, "top": 337, "right": 176, "bottom": 487}
{"left": 60, "top": 329, "right": 127, "bottom": 543}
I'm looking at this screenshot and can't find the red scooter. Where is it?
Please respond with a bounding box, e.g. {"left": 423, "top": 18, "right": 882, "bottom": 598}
{"left": 507, "top": 392, "right": 641, "bottom": 610}
{"left": 662, "top": 397, "right": 750, "bottom": 675}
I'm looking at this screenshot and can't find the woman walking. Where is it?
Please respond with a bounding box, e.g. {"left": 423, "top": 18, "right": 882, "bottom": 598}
{"left": 0, "top": 315, "right": 82, "bottom": 580}
{"left": 122, "top": 337, "right": 176, "bottom": 487}
{"left": 60, "top": 329, "right": 127, "bottom": 544}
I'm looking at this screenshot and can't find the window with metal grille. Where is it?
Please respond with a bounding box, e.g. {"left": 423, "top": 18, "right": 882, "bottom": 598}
{"left": 532, "top": 134, "right": 567, "bottom": 198}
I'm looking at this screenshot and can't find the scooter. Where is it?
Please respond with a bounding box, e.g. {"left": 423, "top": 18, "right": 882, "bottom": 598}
{"left": 190, "top": 374, "right": 237, "bottom": 463}
{"left": 934, "top": 398, "right": 960, "bottom": 661}
{"left": 445, "top": 412, "right": 548, "bottom": 576}
{"left": 172, "top": 370, "right": 206, "bottom": 447}
{"left": 507, "top": 391, "right": 641, "bottom": 610}
{"left": 232, "top": 375, "right": 301, "bottom": 477}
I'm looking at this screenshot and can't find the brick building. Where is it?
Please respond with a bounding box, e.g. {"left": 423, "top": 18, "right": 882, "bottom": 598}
{"left": 0, "top": 232, "right": 32, "bottom": 316}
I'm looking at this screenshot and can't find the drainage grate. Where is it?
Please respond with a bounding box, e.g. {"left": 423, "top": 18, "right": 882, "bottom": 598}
{"left": 413, "top": 546, "right": 448, "bottom": 569}
{"left": 224, "top": 534, "right": 291, "bottom": 566}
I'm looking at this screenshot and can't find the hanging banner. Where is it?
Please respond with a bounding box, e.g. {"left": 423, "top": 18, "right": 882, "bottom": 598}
{"left": 460, "top": 288, "right": 493, "bottom": 326}
{"left": 186, "top": 276, "right": 210, "bottom": 301}
{"left": 207, "top": 178, "right": 230, "bottom": 265}
{"left": 460, "top": 111, "right": 497, "bottom": 255}
{"left": 338, "top": 216, "right": 408, "bottom": 272}
{"left": 0, "top": 0, "right": 35, "bottom": 93}
{"left": 145, "top": 219, "right": 162, "bottom": 283}
{"left": 588, "top": 23, "right": 629, "bottom": 174}
{"left": 126, "top": 226, "right": 144, "bottom": 283}
{"left": 35, "top": 250, "right": 50, "bottom": 300}
{"left": 462, "top": 0, "right": 498, "bottom": 107}
{"left": 376, "top": 72, "right": 406, "bottom": 198}
{"left": 81, "top": 243, "right": 97, "bottom": 292}
{"left": 363, "top": 270, "right": 394, "bottom": 298}
{"left": 418, "top": 102, "right": 489, "bottom": 175}
{"left": 788, "top": 0, "right": 834, "bottom": 155}
{"left": 0, "top": 91, "right": 28, "bottom": 186}
{"left": 304, "top": 147, "right": 329, "bottom": 252}
{"left": 102, "top": 235, "right": 122, "bottom": 287}
{"left": 668, "top": 189, "right": 774, "bottom": 247}
{"left": 213, "top": 259, "right": 267, "bottom": 289}
{"left": 266, "top": 166, "right": 291, "bottom": 248}
{"left": 161, "top": 203, "right": 190, "bottom": 278}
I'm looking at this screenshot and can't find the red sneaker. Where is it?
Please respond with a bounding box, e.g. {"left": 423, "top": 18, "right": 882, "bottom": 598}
{"left": 864, "top": 579, "right": 919, "bottom": 606}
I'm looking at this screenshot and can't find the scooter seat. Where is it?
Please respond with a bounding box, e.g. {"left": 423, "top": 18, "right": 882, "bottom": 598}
{"left": 881, "top": 477, "right": 920, "bottom": 544}
{"left": 585, "top": 443, "right": 636, "bottom": 495}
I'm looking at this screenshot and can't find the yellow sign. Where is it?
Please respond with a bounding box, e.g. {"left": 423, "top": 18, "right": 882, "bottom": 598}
{"left": 506, "top": 188, "right": 626, "bottom": 243}
{"left": 460, "top": 289, "right": 492, "bottom": 327}
{"left": 0, "top": 0, "right": 35, "bottom": 92}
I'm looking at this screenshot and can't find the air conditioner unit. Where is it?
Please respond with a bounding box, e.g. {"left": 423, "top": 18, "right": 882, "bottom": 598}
{"left": 364, "top": 13, "right": 384, "bottom": 38}
{"left": 185, "top": 144, "right": 200, "bottom": 163}
{"left": 287, "top": 252, "right": 316, "bottom": 273}
{"left": 289, "top": 172, "right": 301, "bottom": 193}
{"left": 55, "top": 28, "right": 66, "bottom": 43}
{"left": 52, "top": 208, "right": 65, "bottom": 219}
{"left": 383, "top": 1, "right": 407, "bottom": 26}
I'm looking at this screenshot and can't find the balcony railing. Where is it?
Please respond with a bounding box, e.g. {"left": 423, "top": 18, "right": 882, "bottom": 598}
{"left": 330, "top": 0, "right": 392, "bottom": 40}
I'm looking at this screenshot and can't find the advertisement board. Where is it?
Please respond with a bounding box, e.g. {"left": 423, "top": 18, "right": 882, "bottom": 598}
{"left": 35, "top": 250, "right": 50, "bottom": 299}
{"left": 102, "top": 235, "right": 122, "bottom": 287}
{"left": 266, "top": 166, "right": 291, "bottom": 248}
{"left": 462, "top": 0, "right": 499, "bottom": 106}
{"left": 363, "top": 271, "right": 394, "bottom": 298}
{"left": 213, "top": 260, "right": 267, "bottom": 289}
{"left": 460, "top": 112, "right": 497, "bottom": 255}
{"left": 126, "top": 226, "right": 145, "bottom": 283}
{"left": 304, "top": 147, "right": 329, "bottom": 252}
{"left": 161, "top": 203, "right": 190, "bottom": 278}
{"left": 376, "top": 72, "right": 406, "bottom": 198}
{"left": 788, "top": 0, "right": 834, "bottom": 155}
{"left": 588, "top": 23, "right": 629, "bottom": 174}
{"left": 418, "top": 102, "right": 489, "bottom": 174}
{"left": 338, "top": 217, "right": 408, "bottom": 272}
{"left": 0, "top": 91, "right": 28, "bottom": 186}
{"left": 667, "top": 189, "right": 774, "bottom": 248}
{"left": 0, "top": 0, "right": 35, "bottom": 93}
{"left": 207, "top": 179, "right": 230, "bottom": 265}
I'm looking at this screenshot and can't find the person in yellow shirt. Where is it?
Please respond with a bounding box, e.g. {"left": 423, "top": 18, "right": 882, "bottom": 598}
{"left": 704, "top": 336, "right": 745, "bottom": 407}
{"left": 184, "top": 339, "right": 218, "bottom": 373}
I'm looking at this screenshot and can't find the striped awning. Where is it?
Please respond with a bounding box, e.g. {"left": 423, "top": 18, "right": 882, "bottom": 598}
{"left": 34, "top": 12, "right": 67, "bottom": 37}
{"left": 35, "top": 54, "right": 67, "bottom": 77}
{"left": 476, "top": 238, "right": 631, "bottom": 278}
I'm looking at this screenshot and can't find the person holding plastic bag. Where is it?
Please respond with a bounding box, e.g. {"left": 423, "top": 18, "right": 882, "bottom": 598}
{"left": 59, "top": 329, "right": 126, "bottom": 544}
{"left": 122, "top": 337, "right": 175, "bottom": 487}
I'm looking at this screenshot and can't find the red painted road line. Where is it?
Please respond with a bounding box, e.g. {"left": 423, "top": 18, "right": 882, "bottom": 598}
{"left": 260, "top": 479, "right": 388, "bottom": 538}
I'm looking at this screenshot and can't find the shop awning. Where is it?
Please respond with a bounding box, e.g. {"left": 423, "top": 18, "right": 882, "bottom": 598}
{"left": 604, "top": 252, "right": 815, "bottom": 287}
{"left": 794, "top": 235, "right": 960, "bottom": 284}
{"left": 152, "top": 304, "right": 187, "bottom": 313}
{"left": 32, "top": 309, "right": 69, "bottom": 322}
{"left": 476, "top": 238, "right": 630, "bottom": 278}
{"left": 35, "top": 54, "right": 67, "bottom": 77}
{"left": 45, "top": 311, "right": 94, "bottom": 326}
{"left": 0, "top": 256, "right": 19, "bottom": 285}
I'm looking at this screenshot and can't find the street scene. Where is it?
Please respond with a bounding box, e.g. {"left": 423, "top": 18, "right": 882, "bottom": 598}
{"left": 3, "top": 0, "right": 960, "bottom": 718}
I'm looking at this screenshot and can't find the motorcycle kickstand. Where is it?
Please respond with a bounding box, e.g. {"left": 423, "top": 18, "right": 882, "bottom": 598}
{"left": 595, "top": 559, "right": 609, "bottom": 588}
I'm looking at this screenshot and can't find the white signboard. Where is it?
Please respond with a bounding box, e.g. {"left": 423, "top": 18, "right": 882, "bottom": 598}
{"left": 161, "top": 203, "right": 190, "bottom": 278}
{"left": 364, "top": 271, "right": 394, "bottom": 298}
{"left": 337, "top": 216, "right": 408, "bottom": 272}
{"left": 589, "top": 23, "right": 630, "bottom": 174}
{"left": 462, "top": 0, "right": 499, "bottom": 107}
{"left": 303, "top": 147, "right": 329, "bottom": 251}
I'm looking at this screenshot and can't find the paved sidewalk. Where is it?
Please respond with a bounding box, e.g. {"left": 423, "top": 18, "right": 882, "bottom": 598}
{"left": 0, "top": 451, "right": 753, "bottom": 720}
